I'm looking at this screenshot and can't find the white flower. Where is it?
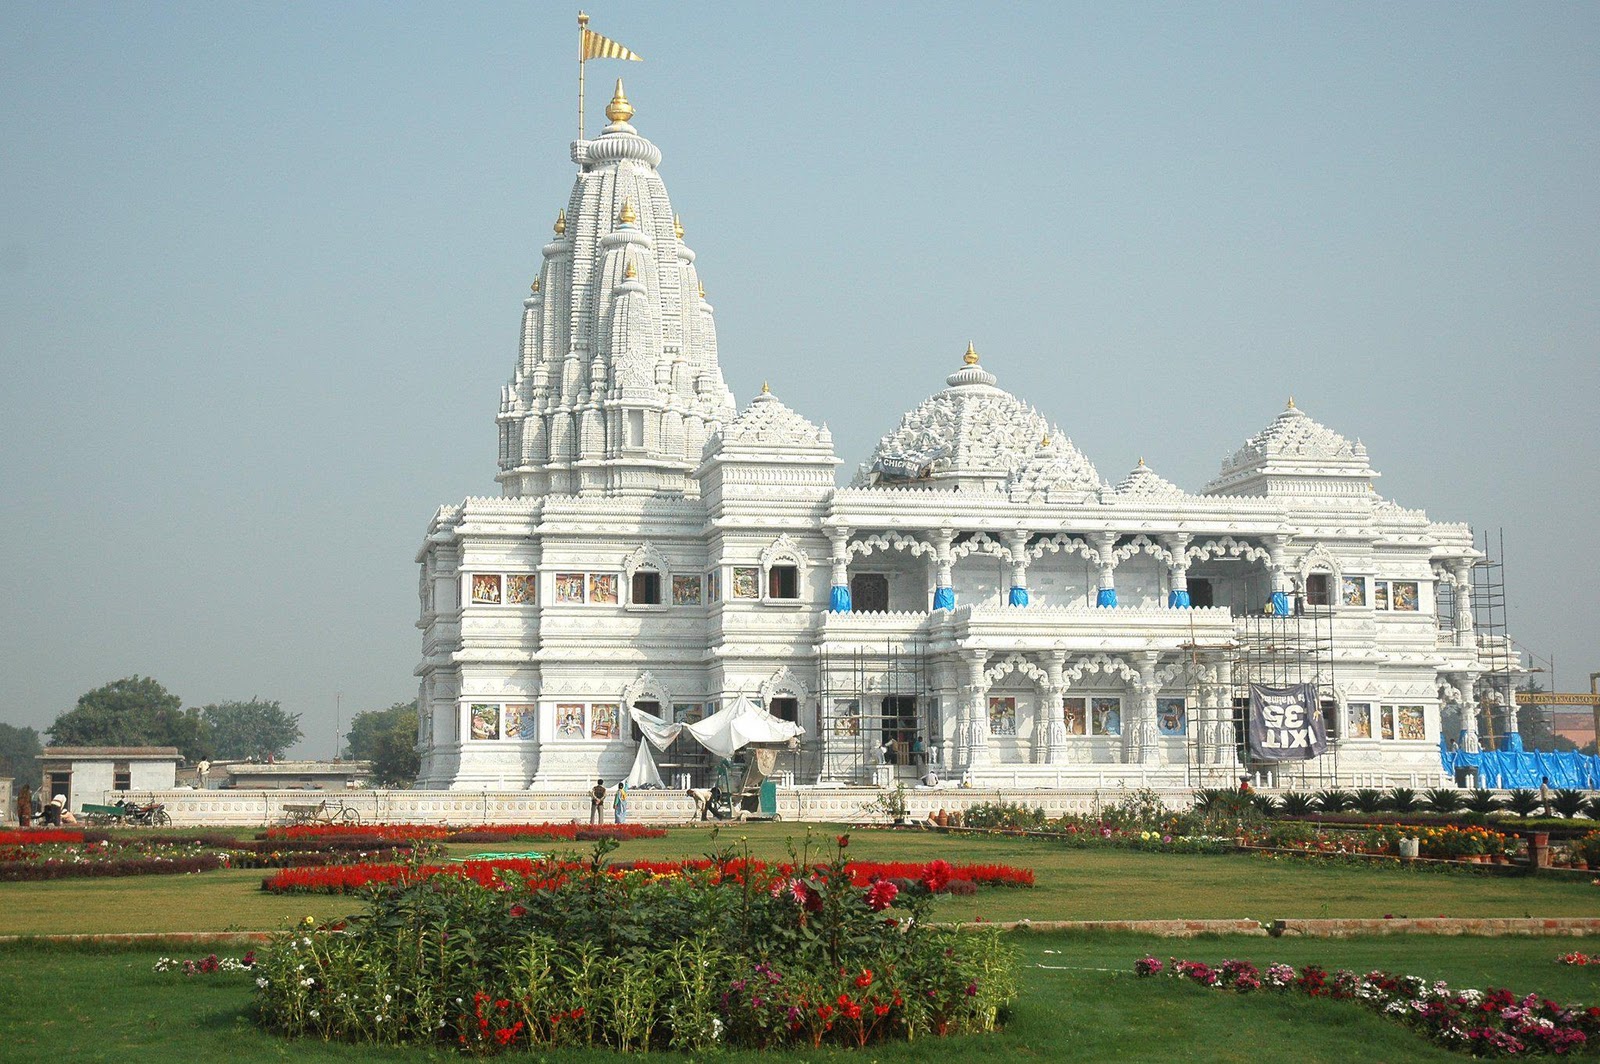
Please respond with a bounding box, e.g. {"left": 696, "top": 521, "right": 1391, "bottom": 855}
{"left": 256, "top": 977, "right": 269, "bottom": 988}
{"left": 309, "top": 1010, "right": 320, "bottom": 1020}
{"left": 301, "top": 977, "right": 315, "bottom": 987}
{"left": 384, "top": 994, "right": 392, "bottom": 1004}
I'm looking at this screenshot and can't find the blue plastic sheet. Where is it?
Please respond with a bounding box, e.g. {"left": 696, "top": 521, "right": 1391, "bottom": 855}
{"left": 932, "top": 586, "right": 955, "bottom": 611}
{"left": 1440, "top": 738, "right": 1600, "bottom": 789}
{"left": 828, "top": 584, "right": 852, "bottom": 613}
{"left": 1271, "top": 591, "right": 1290, "bottom": 616}
{"left": 1008, "top": 586, "right": 1030, "bottom": 607}
{"left": 1096, "top": 587, "right": 1117, "bottom": 608}
{"left": 1168, "top": 589, "right": 1191, "bottom": 608}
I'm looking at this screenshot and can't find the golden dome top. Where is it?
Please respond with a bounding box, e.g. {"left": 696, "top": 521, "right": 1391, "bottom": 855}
{"left": 1138, "top": 456, "right": 1146, "bottom": 467}
{"left": 1041, "top": 435, "right": 1051, "bottom": 447}
{"left": 623, "top": 257, "right": 637, "bottom": 280}
{"left": 1287, "top": 395, "right": 1296, "bottom": 410}
{"left": 761, "top": 380, "right": 770, "bottom": 395}
{"left": 698, "top": 280, "right": 706, "bottom": 298}
{"left": 963, "top": 341, "right": 980, "bottom": 366}
{"left": 605, "top": 78, "right": 634, "bottom": 123}
{"left": 618, "top": 199, "right": 637, "bottom": 225}
{"left": 673, "top": 214, "right": 684, "bottom": 240}
{"left": 530, "top": 279, "right": 541, "bottom": 294}
{"left": 554, "top": 209, "right": 567, "bottom": 236}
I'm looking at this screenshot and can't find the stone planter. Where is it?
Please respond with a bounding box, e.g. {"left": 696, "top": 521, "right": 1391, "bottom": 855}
{"left": 1397, "top": 837, "right": 1420, "bottom": 861}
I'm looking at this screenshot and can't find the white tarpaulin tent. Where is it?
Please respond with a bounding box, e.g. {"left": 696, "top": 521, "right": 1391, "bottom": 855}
{"left": 628, "top": 693, "right": 804, "bottom": 761}
{"left": 624, "top": 739, "right": 665, "bottom": 788}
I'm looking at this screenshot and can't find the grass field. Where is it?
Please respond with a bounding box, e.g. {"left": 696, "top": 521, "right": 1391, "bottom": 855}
{"left": 0, "top": 824, "right": 1596, "bottom": 936}
{"left": 2, "top": 823, "right": 1597, "bottom": 1061}
{"left": 3, "top": 932, "right": 1599, "bottom": 1063}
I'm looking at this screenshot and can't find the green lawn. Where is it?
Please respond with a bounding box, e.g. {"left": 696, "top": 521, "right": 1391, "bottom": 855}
{"left": 1, "top": 824, "right": 1596, "bottom": 936}
{"left": 2, "top": 932, "right": 1598, "bottom": 1063}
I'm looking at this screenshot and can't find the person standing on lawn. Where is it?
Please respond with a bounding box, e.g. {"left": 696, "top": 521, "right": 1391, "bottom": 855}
{"left": 613, "top": 780, "right": 628, "bottom": 824}
{"left": 589, "top": 778, "right": 606, "bottom": 825}
{"left": 15, "top": 784, "right": 31, "bottom": 828}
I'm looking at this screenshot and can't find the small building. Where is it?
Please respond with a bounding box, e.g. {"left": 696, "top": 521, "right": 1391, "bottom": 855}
{"left": 36, "top": 747, "right": 183, "bottom": 811}
{"left": 0, "top": 777, "right": 12, "bottom": 825}
{"left": 218, "top": 759, "right": 372, "bottom": 791}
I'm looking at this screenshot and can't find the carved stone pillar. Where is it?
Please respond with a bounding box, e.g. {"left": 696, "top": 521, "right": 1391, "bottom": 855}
{"left": 1451, "top": 561, "right": 1475, "bottom": 646}
{"left": 1163, "top": 532, "right": 1192, "bottom": 608}
{"left": 1042, "top": 651, "right": 1069, "bottom": 765}
{"left": 1210, "top": 657, "right": 1237, "bottom": 765}
{"left": 827, "top": 526, "right": 851, "bottom": 612}
{"left": 932, "top": 527, "right": 956, "bottom": 611}
{"left": 959, "top": 651, "right": 992, "bottom": 768}
{"left": 1123, "top": 651, "right": 1161, "bottom": 765}
{"left": 1448, "top": 672, "right": 1481, "bottom": 754}
{"left": 1005, "top": 530, "right": 1031, "bottom": 607}
{"left": 1094, "top": 531, "right": 1120, "bottom": 608}
{"left": 1266, "top": 534, "right": 1292, "bottom": 616}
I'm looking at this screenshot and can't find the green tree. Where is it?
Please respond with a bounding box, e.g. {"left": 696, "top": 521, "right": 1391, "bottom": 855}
{"left": 345, "top": 700, "right": 420, "bottom": 786}
{"left": 199, "top": 699, "right": 303, "bottom": 760}
{"left": 0, "top": 722, "right": 43, "bottom": 789}
{"left": 47, "top": 676, "right": 209, "bottom": 762}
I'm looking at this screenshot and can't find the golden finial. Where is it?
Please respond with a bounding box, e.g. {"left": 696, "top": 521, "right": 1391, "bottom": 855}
{"left": 578, "top": 12, "right": 589, "bottom": 28}
{"left": 698, "top": 280, "right": 706, "bottom": 298}
{"left": 618, "top": 198, "right": 637, "bottom": 225}
{"left": 1041, "top": 435, "right": 1051, "bottom": 447}
{"left": 761, "top": 381, "right": 770, "bottom": 395}
{"left": 605, "top": 78, "right": 634, "bottom": 123}
{"left": 673, "top": 214, "right": 684, "bottom": 240}
{"left": 530, "top": 279, "right": 541, "bottom": 294}
{"left": 623, "top": 258, "right": 637, "bottom": 280}
{"left": 963, "top": 341, "right": 979, "bottom": 366}
{"left": 1138, "top": 456, "right": 1146, "bottom": 467}
{"left": 1287, "top": 395, "right": 1296, "bottom": 409}
{"left": 554, "top": 209, "right": 566, "bottom": 236}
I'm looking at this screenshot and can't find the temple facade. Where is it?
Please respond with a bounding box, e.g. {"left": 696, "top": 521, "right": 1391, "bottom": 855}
{"left": 414, "top": 82, "right": 1504, "bottom": 791}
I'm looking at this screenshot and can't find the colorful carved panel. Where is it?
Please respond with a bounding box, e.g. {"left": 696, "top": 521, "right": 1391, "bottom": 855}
{"left": 590, "top": 703, "right": 620, "bottom": 740}
{"left": 588, "top": 574, "right": 619, "bottom": 605}
{"left": 556, "top": 704, "right": 586, "bottom": 738}
{"left": 555, "top": 573, "right": 585, "bottom": 604}
{"left": 470, "top": 704, "right": 499, "bottom": 741}
{"left": 503, "top": 703, "right": 537, "bottom": 740}
{"left": 731, "top": 567, "right": 760, "bottom": 599}
{"left": 470, "top": 574, "right": 502, "bottom": 605}
{"left": 1092, "top": 697, "right": 1122, "bottom": 737}
{"left": 672, "top": 575, "right": 702, "bottom": 605}
{"left": 1156, "top": 697, "right": 1186, "bottom": 736}
{"left": 988, "top": 696, "right": 1017, "bottom": 737}
{"left": 505, "top": 574, "right": 537, "bottom": 604}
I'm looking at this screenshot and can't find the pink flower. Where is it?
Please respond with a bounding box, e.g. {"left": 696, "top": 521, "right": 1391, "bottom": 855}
{"left": 865, "top": 879, "right": 899, "bottom": 912}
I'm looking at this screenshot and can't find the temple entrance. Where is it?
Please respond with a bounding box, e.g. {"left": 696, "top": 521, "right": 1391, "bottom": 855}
{"left": 881, "top": 695, "right": 919, "bottom": 769}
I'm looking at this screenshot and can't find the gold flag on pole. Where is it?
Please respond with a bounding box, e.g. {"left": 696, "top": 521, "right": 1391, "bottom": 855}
{"left": 581, "top": 27, "right": 643, "bottom": 62}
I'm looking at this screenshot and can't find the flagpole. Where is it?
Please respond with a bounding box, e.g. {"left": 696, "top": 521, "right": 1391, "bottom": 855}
{"left": 577, "top": 11, "right": 589, "bottom": 140}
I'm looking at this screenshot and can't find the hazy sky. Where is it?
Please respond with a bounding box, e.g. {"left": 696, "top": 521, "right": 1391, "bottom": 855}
{"left": 2, "top": 3, "right": 1596, "bottom": 757}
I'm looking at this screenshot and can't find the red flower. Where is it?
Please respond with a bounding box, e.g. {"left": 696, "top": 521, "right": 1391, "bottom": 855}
{"left": 817, "top": 1004, "right": 834, "bottom": 1020}
{"left": 837, "top": 834, "right": 850, "bottom": 849}
{"left": 509, "top": 904, "right": 527, "bottom": 918}
{"left": 855, "top": 968, "right": 874, "bottom": 989}
{"left": 866, "top": 879, "right": 899, "bottom": 912}
{"left": 874, "top": 1003, "right": 891, "bottom": 1016}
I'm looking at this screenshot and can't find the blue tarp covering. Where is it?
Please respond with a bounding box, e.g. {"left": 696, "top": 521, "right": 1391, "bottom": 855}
{"left": 932, "top": 586, "right": 955, "bottom": 611}
{"left": 1440, "top": 738, "right": 1600, "bottom": 789}
{"left": 1168, "top": 589, "right": 1191, "bottom": 608}
{"left": 1271, "top": 591, "right": 1290, "bottom": 616}
{"left": 1008, "top": 586, "right": 1030, "bottom": 607}
{"left": 828, "top": 584, "right": 852, "bottom": 613}
{"left": 1096, "top": 587, "right": 1118, "bottom": 608}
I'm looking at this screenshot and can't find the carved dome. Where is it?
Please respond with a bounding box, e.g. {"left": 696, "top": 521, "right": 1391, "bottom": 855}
{"left": 707, "top": 388, "right": 833, "bottom": 455}
{"left": 1106, "top": 459, "right": 1184, "bottom": 500}
{"left": 1204, "top": 399, "right": 1378, "bottom": 497}
{"left": 861, "top": 346, "right": 1104, "bottom": 495}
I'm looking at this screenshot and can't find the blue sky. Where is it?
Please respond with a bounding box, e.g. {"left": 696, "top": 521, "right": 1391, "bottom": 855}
{"left": 1, "top": 2, "right": 1596, "bottom": 753}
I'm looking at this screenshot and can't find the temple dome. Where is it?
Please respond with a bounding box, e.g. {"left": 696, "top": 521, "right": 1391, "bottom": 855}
{"left": 706, "top": 387, "right": 833, "bottom": 456}
{"left": 861, "top": 345, "right": 1104, "bottom": 495}
{"left": 1106, "top": 458, "right": 1185, "bottom": 500}
{"left": 1204, "top": 399, "right": 1378, "bottom": 497}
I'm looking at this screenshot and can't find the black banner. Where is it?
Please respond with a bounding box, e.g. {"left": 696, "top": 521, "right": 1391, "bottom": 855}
{"left": 1247, "top": 683, "right": 1327, "bottom": 761}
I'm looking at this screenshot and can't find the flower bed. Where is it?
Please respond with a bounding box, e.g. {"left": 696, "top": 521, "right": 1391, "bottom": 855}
{"left": 0, "top": 853, "right": 229, "bottom": 881}
{"left": 1242, "top": 821, "right": 1513, "bottom": 861}
{"left": 0, "top": 829, "right": 86, "bottom": 845}
{"left": 1136, "top": 956, "right": 1600, "bottom": 1055}
{"left": 259, "top": 822, "right": 666, "bottom": 843}
{"left": 260, "top": 855, "right": 1035, "bottom": 895}
{"left": 255, "top": 836, "right": 1017, "bottom": 1052}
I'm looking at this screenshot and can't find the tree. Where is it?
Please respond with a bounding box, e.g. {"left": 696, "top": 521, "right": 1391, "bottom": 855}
{"left": 0, "top": 723, "right": 43, "bottom": 789}
{"left": 346, "top": 700, "right": 420, "bottom": 786}
{"left": 199, "top": 699, "right": 303, "bottom": 761}
{"left": 48, "top": 676, "right": 210, "bottom": 761}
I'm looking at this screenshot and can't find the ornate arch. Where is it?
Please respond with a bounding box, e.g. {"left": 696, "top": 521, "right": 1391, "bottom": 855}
{"left": 847, "top": 532, "right": 935, "bottom": 560}
{"left": 1062, "top": 653, "right": 1140, "bottom": 690}
{"left": 1026, "top": 532, "right": 1095, "bottom": 563}
{"left": 621, "top": 671, "right": 674, "bottom": 713}
{"left": 1294, "top": 544, "right": 1342, "bottom": 588}
{"left": 1111, "top": 534, "right": 1175, "bottom": 566}
{"left": 759, "top": 533, "right": 809, "bottom": 568}
{"left": 950, "top": 531, "right": 1011, "bottom": 563}
{"left": 622, "top": 541, "right": 671, "bottom": 581}
{"left": 758, "top": 665, "right": 811, "bottom": 705}
{"left": 1186, "top": 535, "right": 1274, "bottom": 566}
{"left": 984, "top": 652, "right": 1051, "bottom": 690}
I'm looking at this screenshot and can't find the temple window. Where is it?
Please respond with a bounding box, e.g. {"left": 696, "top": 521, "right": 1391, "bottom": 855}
{"left": 1305, "top": 573, "right": 1331, "bottom": 607}
{"left": 1187, "top": 578, "right": 1214, "bottom": 608}
{"left": 850, "top": 573, "right": 889, "bottom": 612}
{"left": 768, "top": 565, "right": 800, "bottom": 599}
{"left": 631, "top": 570, "right": 662, "bottom": 605}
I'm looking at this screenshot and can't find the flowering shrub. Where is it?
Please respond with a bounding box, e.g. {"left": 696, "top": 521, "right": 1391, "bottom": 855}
{"left": 255, "top": 835, "right": 1018, "bottom": 1052}
{"left": 259, "top": 822, "right": 666, "bottom": 843}
{"left": 1138, "top": 957, "right": 1600, "bottom": 1055}
{"left": 0, "top": 829, "right": 86, "bottom": 845}
{"left": 260, "top": 855, "right": 1034, "bottom": 895}
{"left": 1241, "top": 821, "right": 1512, "bottom": 860}
{"left": 153, "top": 952, "right": 256, "bottom": 975}
{"left": 1557, "top": 952, "right": 1598, "bottom": 967}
